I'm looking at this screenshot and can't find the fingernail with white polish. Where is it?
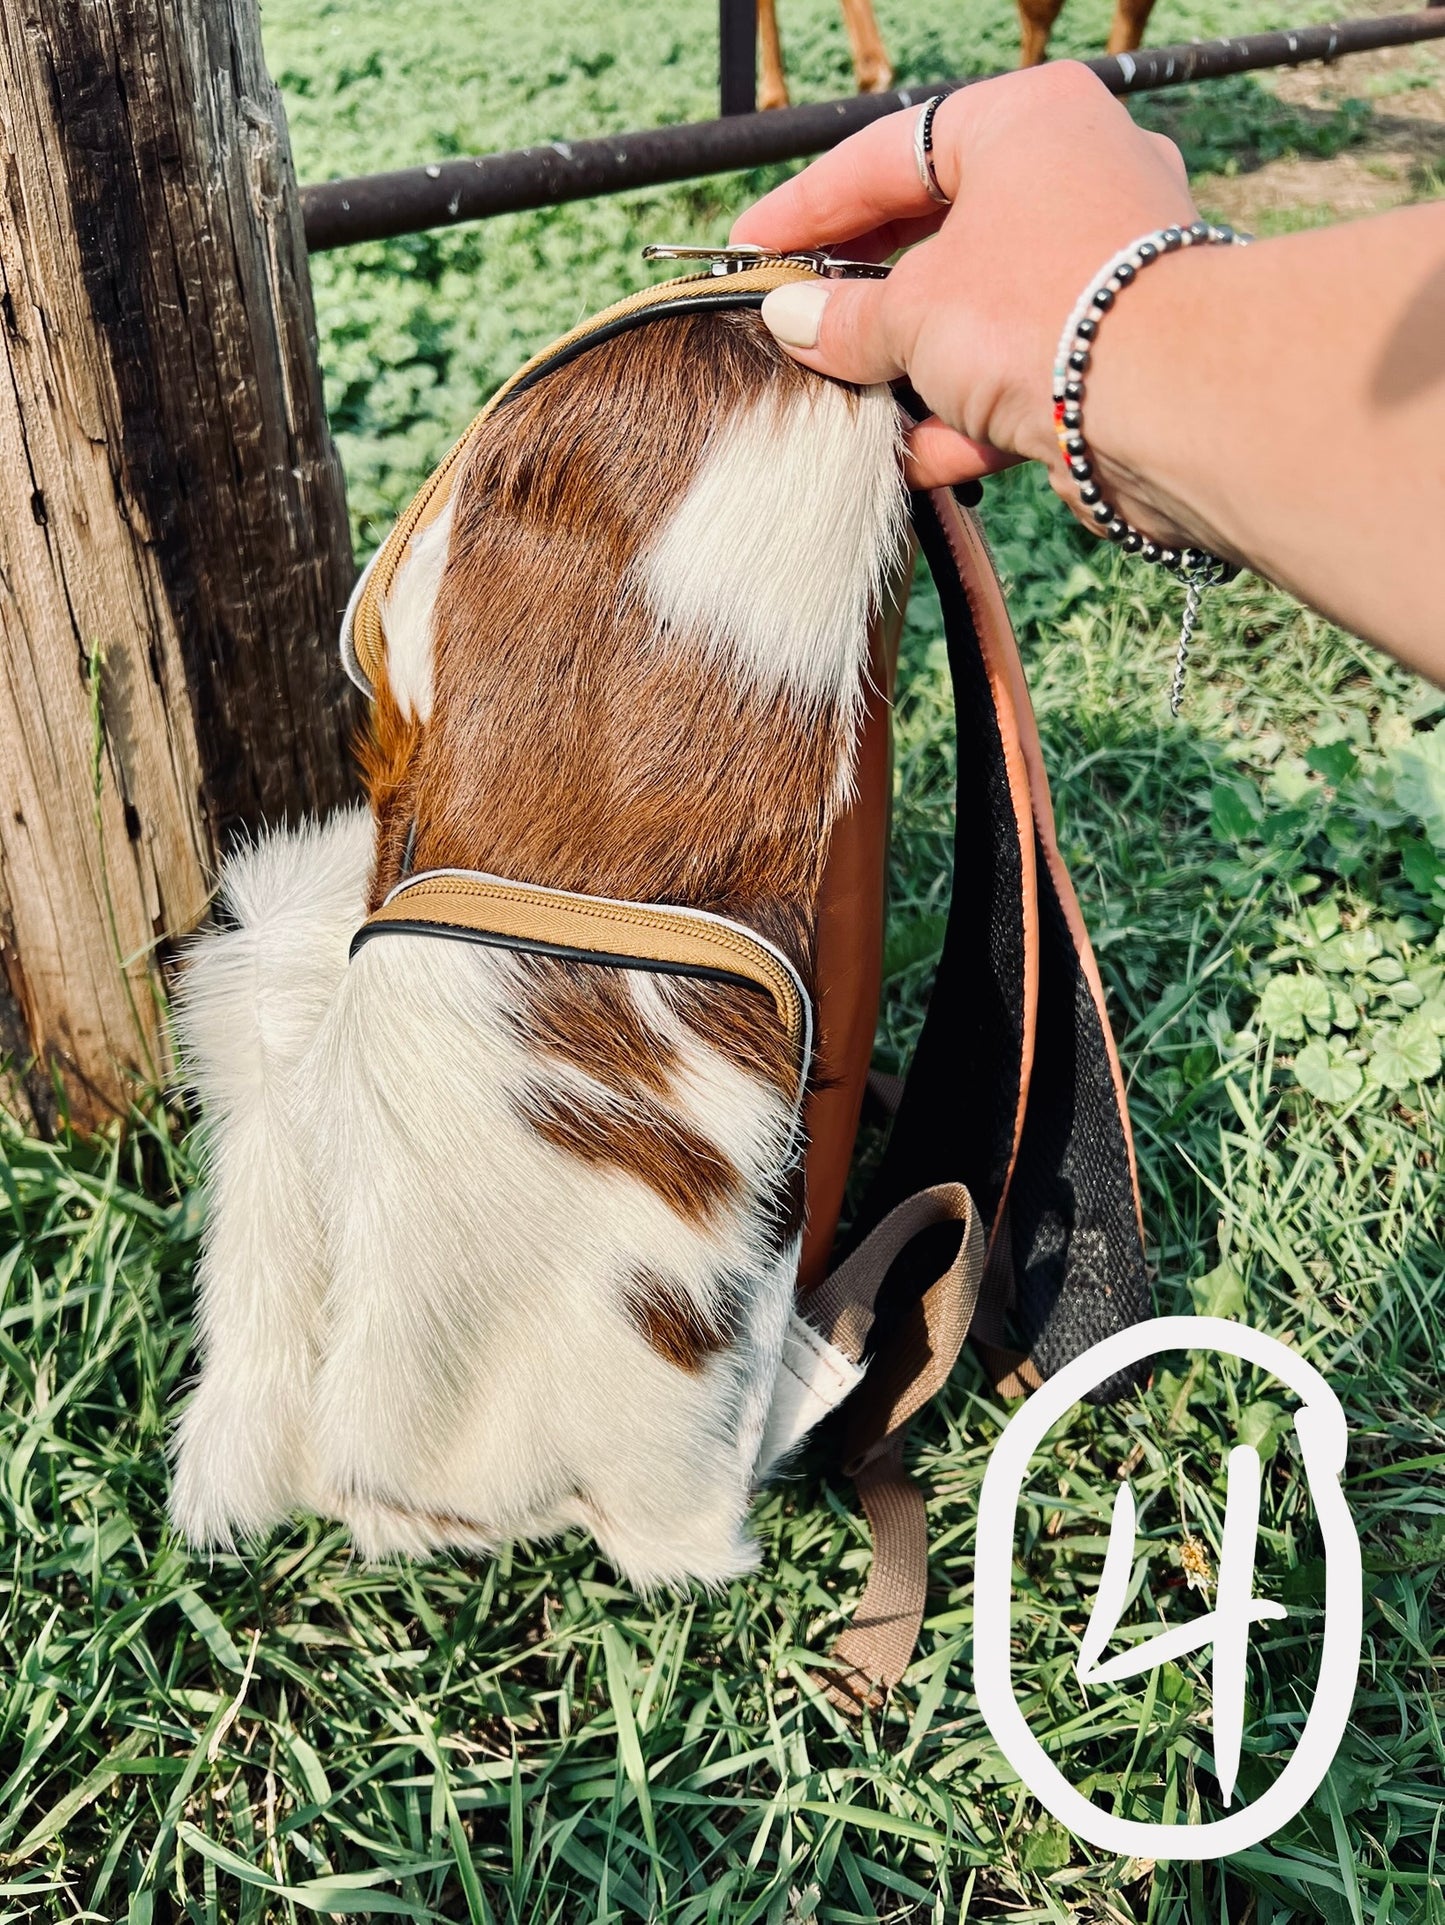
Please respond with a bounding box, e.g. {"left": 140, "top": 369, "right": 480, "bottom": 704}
{"left": 761, "top": 282, "right": 830, "bottom": 349}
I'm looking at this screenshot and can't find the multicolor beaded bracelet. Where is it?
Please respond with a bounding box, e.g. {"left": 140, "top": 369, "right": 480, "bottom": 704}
{"left": 1051, "top": 221, "right": 1252, "bottom": 715}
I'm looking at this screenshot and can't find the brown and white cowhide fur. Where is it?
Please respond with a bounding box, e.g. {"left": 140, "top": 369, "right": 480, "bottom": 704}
{"left": 169, "top": 309, "right": 906, "bottom": 1588}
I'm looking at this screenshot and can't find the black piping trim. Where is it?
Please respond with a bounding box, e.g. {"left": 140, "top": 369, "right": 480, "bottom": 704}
{"left": 349, "top": 916, "right": 777, "bottom": 1002}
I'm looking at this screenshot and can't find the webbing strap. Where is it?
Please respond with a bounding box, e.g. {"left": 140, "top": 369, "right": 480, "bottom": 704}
{"left": 797, "top": 1183, "right": 999, "bottom": 1710}
{"left": 973, "top": 1341, "right": 1043, "bottom": 1403}
{"left": 825, "top": 1433, "right": 927, "bottom": 1711}
{"left": 836, "top": 1193, "right": 987, "bottom": 1475}
{"left": 966, "top": 1202, "right": 1045, "bottom": 1405}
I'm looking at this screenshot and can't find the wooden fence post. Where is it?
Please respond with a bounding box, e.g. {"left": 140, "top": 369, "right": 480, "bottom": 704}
{"left": 0, "top": 0, "right": 358, "bottom": 1132}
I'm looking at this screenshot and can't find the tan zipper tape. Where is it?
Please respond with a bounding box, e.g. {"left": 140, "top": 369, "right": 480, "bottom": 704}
{"left": 358, "top": 874, "right": 807, "bottom": 1065}
{"left": 348, "top": 263, "right": 819, "bottom": 693}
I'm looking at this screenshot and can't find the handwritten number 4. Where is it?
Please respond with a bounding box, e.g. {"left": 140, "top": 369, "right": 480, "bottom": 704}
{"left": 1075, "top": 1445, "right": 1288, "bottom": 1806}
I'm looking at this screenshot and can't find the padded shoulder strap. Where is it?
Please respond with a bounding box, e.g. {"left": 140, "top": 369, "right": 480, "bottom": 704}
{"left": 808, "top": 487, "right": 1152, "bottom": 1710}
{"left": 855, "top": 488, "right": 1150, "bottom": 1379}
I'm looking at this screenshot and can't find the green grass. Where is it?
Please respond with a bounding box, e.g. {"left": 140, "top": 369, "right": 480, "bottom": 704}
{"left": 3, "top": 1, "right": 1443, "bottom": 1919}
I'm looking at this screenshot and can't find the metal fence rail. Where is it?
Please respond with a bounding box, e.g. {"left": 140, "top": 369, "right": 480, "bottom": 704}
{"left": 301, "top": 10, "right": 1445, "bottom": 251}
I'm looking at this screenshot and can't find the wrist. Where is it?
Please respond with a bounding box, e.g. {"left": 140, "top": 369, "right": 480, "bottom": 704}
{"left": 1063, "top": 234, "right": 1250, "bottom": 558}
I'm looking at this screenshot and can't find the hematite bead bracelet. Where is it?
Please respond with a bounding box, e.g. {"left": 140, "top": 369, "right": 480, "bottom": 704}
{"left": 1051, "top": 220, "right": 1252, "bottom": 715}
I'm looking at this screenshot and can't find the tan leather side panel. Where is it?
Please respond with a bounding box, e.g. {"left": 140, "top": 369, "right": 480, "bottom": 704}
{"left": 798, "top": 568, "right": 910, "bottom": 1293}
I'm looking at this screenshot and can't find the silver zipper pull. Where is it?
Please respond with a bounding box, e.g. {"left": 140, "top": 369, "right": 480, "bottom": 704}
{"left": 642, "top": 242, "right": 889, "bottom": 279}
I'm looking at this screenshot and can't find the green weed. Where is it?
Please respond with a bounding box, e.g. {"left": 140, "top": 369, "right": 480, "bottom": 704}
{"left": 1132, "top": 75, "right": 1372, "bottom": 178}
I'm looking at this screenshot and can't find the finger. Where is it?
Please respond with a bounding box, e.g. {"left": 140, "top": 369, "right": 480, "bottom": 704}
{"left": 816, "top": 210, "right": 949, "bottom": 264}
{"left": 730, "top": 91, "right": 964, "bottom": 252}
{"left": 1146, "top": 129, "right": 1190, "bottom": 189}
{"left": 759, "top": 274, "right": 911, "bottom": 387}
{"left": 904, "top": 416, "right": 1020, "bottom": 490}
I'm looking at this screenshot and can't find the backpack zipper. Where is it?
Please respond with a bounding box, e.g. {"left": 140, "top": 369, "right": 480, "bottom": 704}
{"left": 643, "top": 243, "right": 890, "bottom": 279}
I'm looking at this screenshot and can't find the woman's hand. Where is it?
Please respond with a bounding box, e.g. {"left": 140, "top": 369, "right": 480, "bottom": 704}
{"left": 730, "top": 62, "right": 1197, "bottom": 514}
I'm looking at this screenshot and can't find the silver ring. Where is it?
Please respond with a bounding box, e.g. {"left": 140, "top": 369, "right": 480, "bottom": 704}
{"left": 913, "top": 94, "right": 951, "bottom": 206}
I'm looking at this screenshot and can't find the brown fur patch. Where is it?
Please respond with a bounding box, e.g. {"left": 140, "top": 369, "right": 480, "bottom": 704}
{"left": 358, "top": 678, "right": 422, "bottom": 913}
{"left": 509, "top": 956, "right": 679, "bottom": 1098}
{"left": 664, "top": 974, "right": 801, "bottom": 1100}
{"left": 622, "top": 1268, "right": 733, "bottom": 1373}
{"left": 521, "top": 1083, "right": 741, "bottom": 1228}
{"left": 363, "top": 1496, "right": 497, "bottom": 1544}
{"left": 413, "top": 316, "right": 848, "bottom": 938}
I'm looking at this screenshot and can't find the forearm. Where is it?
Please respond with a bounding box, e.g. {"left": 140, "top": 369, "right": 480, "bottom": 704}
{"left": 1078, "top": 203, "right": 1445, "bottom": 680}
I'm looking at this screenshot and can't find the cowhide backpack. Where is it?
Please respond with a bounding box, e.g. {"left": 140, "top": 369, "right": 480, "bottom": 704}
{"left": 171, "top": 254, "right": 1151, "bottom": 1709}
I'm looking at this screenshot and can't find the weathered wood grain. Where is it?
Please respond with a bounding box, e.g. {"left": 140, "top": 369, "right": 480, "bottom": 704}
{"left": 0, "top": 0, "right": 358, "bottom": 1130}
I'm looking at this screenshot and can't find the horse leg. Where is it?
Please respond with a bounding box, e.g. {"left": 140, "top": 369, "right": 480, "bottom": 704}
{"left": 1017, "top": 0, "right": 1068, "bottom": 65}
{"left": 758, "top": 0, "right": 790, "bottom": 109}
{"left": 840, "top": 0, "right": 894, "bottom": 93}
{"left": 1106, "top": 0, "right": 1159, "bottom": 54}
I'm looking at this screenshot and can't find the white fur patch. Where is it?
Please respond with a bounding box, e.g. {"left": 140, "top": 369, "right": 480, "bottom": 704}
{"left": 170, "top": 832, "right": 826, "bottom": 1589}
{"left": 377, "top": 498, "right": 455, "bottom": 723}
{"left": 293, "top": 935, "right": 800, "bottom": 1585}
{"left": 168, "top": 808, "right": 374, "bottom": 1547}
{"left": 756, "top": 1312, "right": 865, "bottom": 1481}
{"left": 638, "top": 382, "right": 906, "bottom": 751}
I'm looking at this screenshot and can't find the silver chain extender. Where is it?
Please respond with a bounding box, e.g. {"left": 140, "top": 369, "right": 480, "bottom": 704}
{"left": 1170, "top": 576, "right": 1204, "bottom": 719}
{"left": 1052, "top": 222, "right": 1251, "bottom": 716}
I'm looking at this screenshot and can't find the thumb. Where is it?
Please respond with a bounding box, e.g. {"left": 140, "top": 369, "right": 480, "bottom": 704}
{"left": 758, "top": 276, "right": 909, "bottom": 387}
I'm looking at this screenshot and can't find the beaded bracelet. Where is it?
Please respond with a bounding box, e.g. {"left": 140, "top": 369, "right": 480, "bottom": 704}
{"left": 1051, "top": 221, "right": 1251, "bottom": 715}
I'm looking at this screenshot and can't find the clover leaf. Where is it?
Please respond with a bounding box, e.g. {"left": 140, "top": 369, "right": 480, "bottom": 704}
{"left": 1258, "top": 968, "right": 1334, "bottom": 1039}
{"left": 1367, "top": 1014, "right": 1443, "bottom": 1092}
{"left": 1293, "top": 1040, "right": 1364, "bottom": 1105}
{"left": 1388, "top": 719, "right": 1445, "bottom": 851}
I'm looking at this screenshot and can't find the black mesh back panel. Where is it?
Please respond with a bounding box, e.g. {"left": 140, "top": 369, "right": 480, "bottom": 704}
{"left": 851, "top": 494, "right": 1151, "bottom": 1385}
{"left": 1008, "top": 831, "right": 1152, "bottom": 1391}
